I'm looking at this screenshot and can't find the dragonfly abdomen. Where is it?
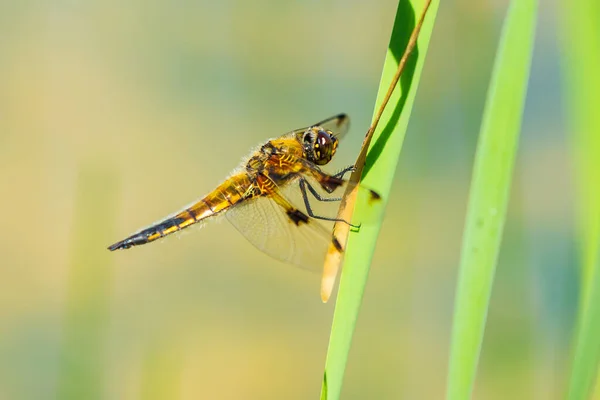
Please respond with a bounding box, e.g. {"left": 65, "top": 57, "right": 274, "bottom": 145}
{"left": 107, "top": 217, "right": 185, "bottom": 250}
{"left": 108, "top": 173, "right": 251, "bottom": 251}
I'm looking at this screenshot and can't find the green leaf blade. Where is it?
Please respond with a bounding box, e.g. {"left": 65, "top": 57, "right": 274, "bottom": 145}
{"left": 560, "top": 0, "right": 600, "bottom": 398}
{"left": 445, "top": 1, "right": 537, "bottom": 399}
{"left": 320, "top": 1, "right": 440, "bottom": 399}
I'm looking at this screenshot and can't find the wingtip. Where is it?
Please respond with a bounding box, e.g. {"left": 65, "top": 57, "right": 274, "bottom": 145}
{"left": 320, "top": 271, "right": 336, "bottom": 303}
{"left": 336, "top": 113, "right": 349, "bottom": 126}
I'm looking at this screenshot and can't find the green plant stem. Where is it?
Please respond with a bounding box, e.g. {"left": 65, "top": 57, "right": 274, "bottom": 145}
{"left": 445, "top": 1, "right": 537, "bottom": 398}
{"left": 560, "top": 0, "right": 600, "bottom": 398}
{"left": 320, "top": 1, "right": 439, "bottom": 398}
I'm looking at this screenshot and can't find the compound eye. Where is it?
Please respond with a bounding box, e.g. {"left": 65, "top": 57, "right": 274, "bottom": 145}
{"left": 313, "top": 130, "right": 336, "bottom": 165}
{"left": 317, "top": 130, "right": 331, "bottom": 148}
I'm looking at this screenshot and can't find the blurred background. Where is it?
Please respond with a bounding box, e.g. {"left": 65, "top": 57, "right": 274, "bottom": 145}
{"left": 0, "top": 0, "right": 579, "bottom": 399}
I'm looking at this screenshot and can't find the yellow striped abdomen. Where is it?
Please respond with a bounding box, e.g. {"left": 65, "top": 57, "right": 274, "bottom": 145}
{"left": 108, "top": 172, "right": 252, "bottom": 250}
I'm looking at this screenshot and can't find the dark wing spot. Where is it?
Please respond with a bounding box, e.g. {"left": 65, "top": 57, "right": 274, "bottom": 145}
{"left": 287, "top": 209, "right": 310, "bottom": 226}
{"left": 332, "top": 237, "right": 343, "bottom": 252}
{"left": 369, "top": 189, "right": 381, "bottom": 203}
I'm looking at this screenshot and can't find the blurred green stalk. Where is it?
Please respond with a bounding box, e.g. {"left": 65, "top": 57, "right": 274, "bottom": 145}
{"left": 445, "top": 1, "right": 537, "bottom": 398}
{"left": 57, "top": 166, "right": 117, "bottom": 399}
{"left": 140, "top": 341, "right": 183, "bottom": 400}
{"left": 560, "top": 0, "right": 600, "bottom": 398}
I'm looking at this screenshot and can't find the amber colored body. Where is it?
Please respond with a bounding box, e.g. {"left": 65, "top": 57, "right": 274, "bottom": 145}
{"left": 108, "top": 115, "right": 348, "bottom": 254}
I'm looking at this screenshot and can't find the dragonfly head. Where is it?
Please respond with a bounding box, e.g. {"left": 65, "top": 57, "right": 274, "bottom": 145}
{"left": 302, "top": 126, "right": 339, "bottom": 165}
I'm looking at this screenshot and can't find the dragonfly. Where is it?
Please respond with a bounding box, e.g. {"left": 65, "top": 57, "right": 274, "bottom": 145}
{"left": 108, "top": 114, "right": 379, "bottom": 272}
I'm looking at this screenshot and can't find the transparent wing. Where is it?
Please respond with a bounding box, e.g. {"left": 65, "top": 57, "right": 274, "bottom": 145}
{"left": 315, "top": 113, "right": 350, "bottom": 139}
{"left": 225, "top": 181, "right": 341, "bottom": 272}
{"left": 224, "top": 168, "right": 382, "bottom": 273}
{"left": 289, "top": 113, "right": 350, "bottom": 141}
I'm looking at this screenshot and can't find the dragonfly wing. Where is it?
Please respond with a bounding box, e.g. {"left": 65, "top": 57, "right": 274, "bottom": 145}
{"left": 289, "top": 114, "right": 350, "bottom": 141}
{"left": 225, "top": 181, "right": 341, "bottom": 272}
{"left": 315, "top": 113, "right": 350, "bottom": 139}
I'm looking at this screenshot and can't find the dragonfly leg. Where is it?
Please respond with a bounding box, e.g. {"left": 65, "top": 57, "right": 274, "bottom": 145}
{"left": 332, "top": 165, "right": 356, "bottom": 180}
{"left": 299, "top": 179, "right": 360, "bottom": 228}
{"left": 301, "top": 178, "right": 342, "bottom": 202}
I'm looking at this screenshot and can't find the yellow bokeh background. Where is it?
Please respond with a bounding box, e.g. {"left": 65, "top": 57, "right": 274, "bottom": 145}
{"left": 0, "top": 1, "right": 575, "bottom": 399}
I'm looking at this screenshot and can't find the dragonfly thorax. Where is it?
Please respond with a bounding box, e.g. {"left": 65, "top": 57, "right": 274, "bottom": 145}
{"left": 244, "top": 142, "right": 276, "bottom": 175}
